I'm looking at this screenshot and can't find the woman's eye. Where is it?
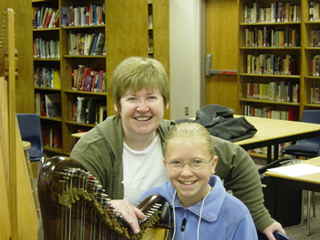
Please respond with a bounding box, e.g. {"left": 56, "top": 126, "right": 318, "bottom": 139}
{"left": 147, "top": 96, "right": 157, "bottom": 100}
{"left": 127, "top": 97, "right": 137, "bottom": 101}
{"left": 169, "top": 160, "right": 181, "bottom": 166}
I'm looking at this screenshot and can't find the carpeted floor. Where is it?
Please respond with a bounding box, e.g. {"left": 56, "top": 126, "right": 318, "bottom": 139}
{"left": 284, "top": 193, "right": 320, "bottom": 240}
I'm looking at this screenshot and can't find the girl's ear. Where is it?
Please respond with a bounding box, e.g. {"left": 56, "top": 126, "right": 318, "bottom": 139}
{"left": 163, "top": 158, "right": 168, "bottom": 167}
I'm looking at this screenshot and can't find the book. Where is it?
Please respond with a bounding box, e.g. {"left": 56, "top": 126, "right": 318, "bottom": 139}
{"left": 44, "top": 93, "right": 61, "bottom": 118}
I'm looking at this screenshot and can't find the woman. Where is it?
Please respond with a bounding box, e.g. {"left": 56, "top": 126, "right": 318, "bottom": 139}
{"left": 140, "top": 122, "right": 258, "bottom": 240}
{"left": 70, "top": 56, "right": 284, "bottom": 240}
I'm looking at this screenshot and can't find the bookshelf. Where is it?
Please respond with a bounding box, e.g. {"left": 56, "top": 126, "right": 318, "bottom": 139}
{"left": 304, "top": 0, "right": 320, "bottom": 108}
{"left": 239, "top": 0, "right": 320, "bottom": 118}
{"left": 237, "top": 0, "right": 320, "bottom": 157}
{"left": 238, "top": 0, "right": 303, "bottom": 122}
{"left": 32, "top": 0, "right": 63, "bottom": 155}
{"left": 31, "top": 0, "right": 168, "bottom": 155}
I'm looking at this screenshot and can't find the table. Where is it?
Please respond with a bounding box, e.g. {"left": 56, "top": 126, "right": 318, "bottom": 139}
{"left": 22, "top": 140, "right": 31, "bottom": 161}
{"left": 22, "top": 140, "right": 31, "bottom": 150}
{"left": 265, "top": 157, "right": 320, "bottom": 193}
{"left": 264, "top": 157, "right": 320, "bottom": 235}
{"left": 236, "top": 116, "right": 320, "bottom": 162}
{"left": 71, "top": 132, "right": 86, "bottom": 138}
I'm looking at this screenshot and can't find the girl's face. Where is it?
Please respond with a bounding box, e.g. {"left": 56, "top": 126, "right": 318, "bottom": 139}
{"left": 118, "top": 88, "right": 165, "bottom": 140}
{"left": 164, "top": 136, "right": 217, "bottom": 207}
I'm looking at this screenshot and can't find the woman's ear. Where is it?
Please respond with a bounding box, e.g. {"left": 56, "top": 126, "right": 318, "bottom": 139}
{"left": 211, "top": 155, "right": 218, "bottom": 174}
{"left": 114, "top": 104, "right": 119, "bottom": 113}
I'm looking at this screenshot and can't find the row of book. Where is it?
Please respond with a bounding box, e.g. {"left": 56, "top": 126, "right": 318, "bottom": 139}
{"left": 34, "top": 67, "right": 61, "bottom": 89}
{"left": 33, "top": 38, "right": 60, "bottom": 59}
{"left": 42, "top": 125, "right": 62, "bottom": 149}
{"left": 243, "top": 80, "right": 299, "bottom": 103}
{"left": 310, "top": 86, "right": 320, "bottom": 104}
{"left": 61, "top": 4, "right": 105, "bottom": 26}
{"left": 35, "top": 93, "right": 61, "bottom": 118}
{"left": 72, "top": 65, "right": 105, "bottom": 92}
{"left": 33, "top": 7, "right": 60, "bottom": 29}
{"left": 36, "top": 93, "right": 108, "bottom": 124}
{"left": 309, "top": 1, "right": 320, "bottom": 21}
{"left": 243, "top": 27, "right": 299, "bottom": 48}
{"left": 310, "top": 30, "right": 320, "bottom": 47}
{"left": 242, "top": 104, "right": 299, "bottom": 121}
{"left": 310, "top": 55, "right": 320, "bottom": 76}
{"left": 246, "top": 54, "right": 298, "bottom": 75}
{"left": 71, "top": 97, "right": 107, "bottom": 124}
{"left": 243, "top": 2, "right": 300, "bottom": 24}
{"left": 68, "top": 32, "right": 105, "bottom": 56}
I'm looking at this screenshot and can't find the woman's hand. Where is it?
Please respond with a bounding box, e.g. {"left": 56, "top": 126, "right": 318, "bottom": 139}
{"left": 109, "top": 199, "right": 146, "bottom": 234}
{"left": 262, "top": 221, "right": 286, "bottom": 240}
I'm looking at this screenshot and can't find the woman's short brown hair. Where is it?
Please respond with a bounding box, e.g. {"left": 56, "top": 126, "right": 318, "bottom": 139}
{"left": 112, "top": 57, "right": 169, "bottom": 108}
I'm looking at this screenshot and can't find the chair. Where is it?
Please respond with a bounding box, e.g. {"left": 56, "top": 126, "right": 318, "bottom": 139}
{"left": 17, "top": 113, "right": 44, "bottom": 162}
{"left": 282, "top": 109, "right": 320, "bottom": 158}
{"left": 258, "top": 231, "right": 291, "bottom": 240}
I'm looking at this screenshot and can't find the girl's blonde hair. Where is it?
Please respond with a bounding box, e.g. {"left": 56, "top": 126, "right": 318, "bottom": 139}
{"left": 165, "top": 122, "right": 215, "bottom": 157}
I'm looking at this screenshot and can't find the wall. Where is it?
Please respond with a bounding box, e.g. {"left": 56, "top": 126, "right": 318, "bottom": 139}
{"left": 169, "top": 0, "right": 206, "bottom": 120}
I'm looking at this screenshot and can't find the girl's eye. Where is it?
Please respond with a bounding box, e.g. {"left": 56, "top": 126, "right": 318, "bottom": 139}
{"left": 193, "top": 159, "right": 203, "bottom": 164}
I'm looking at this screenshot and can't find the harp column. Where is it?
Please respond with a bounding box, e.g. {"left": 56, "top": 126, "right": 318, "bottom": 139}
{"left": 169, "top": 0, "right": 206, "bottom": 120}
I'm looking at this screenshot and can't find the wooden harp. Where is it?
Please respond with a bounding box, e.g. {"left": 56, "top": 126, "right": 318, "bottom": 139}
{"left": 38, "top": 156, "right": 173, "bottom": 240}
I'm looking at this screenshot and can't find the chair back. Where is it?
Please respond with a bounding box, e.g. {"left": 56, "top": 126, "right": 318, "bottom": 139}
{"left": 301, "top": 110, "right": 320, "bottom": 143}
{"left": 17, "top": 113, "right": 43, "bottom": 162}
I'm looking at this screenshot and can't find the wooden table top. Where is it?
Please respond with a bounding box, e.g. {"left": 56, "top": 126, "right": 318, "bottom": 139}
{"left": 22, "top": 141, "right": 31, "bottom": 150}
{"left": 265, "top": 157, "right": 320, "bottom": 185}
{"left": 72, "top": 132, "right": 86, "bottom": 138}
{"left": 236, "top": 116, "right": 320, "bottom": 146}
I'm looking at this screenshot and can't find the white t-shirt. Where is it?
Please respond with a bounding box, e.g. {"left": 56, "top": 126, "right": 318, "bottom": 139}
{"left": 122, "top": 135, "right": 168, "bottom": 204}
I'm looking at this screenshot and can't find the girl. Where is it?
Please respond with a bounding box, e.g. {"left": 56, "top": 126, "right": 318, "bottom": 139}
{"left": 140, "top": 122, "right": 258, "bottom": 240}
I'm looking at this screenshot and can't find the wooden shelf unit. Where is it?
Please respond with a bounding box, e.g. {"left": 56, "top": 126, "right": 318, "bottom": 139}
{"left": 31, "top": 0, "right": 169, "bottom": 155}
{"left": 303, "top": 0, "right": 320, "bottom": 109}
{"left": 238, "top": 0, "right": 313, "bottom": 121}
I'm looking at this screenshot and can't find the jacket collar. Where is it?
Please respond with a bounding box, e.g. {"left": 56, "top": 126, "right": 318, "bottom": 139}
{"left": 169, "top": 176, "right": 227, "bottom": 222}
{"left": 96, "top": 115, "right": 173, "bottom": 156}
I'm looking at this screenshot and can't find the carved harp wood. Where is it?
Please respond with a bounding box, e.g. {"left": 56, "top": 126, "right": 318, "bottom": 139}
{"left": 0, "top": 8, "right": 39, "bottom": 240}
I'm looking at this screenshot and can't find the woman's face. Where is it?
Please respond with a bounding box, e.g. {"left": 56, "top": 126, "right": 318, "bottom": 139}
{"left": 164, "top": 137, "right": 217, "bottom": 207}
{"left": 118, "top": 88, "right": 165, "bottom": 140}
